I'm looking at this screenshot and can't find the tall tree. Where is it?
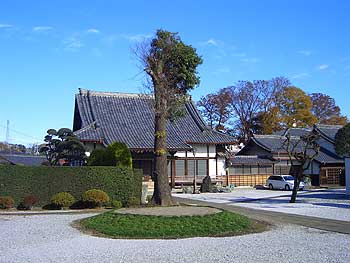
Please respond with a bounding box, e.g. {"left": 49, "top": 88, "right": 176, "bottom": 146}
{"left": 39, "top": 128, "right": 86, "bottom": 166}
{"left": 310, "top": 93, "right": 347, "bottom": 125}
{"left": 197, "top": 88, "right": 231, "bottom": 131}
{"left": 278, "top": 86, "right": 317, "bottom": 128}
{"left": 227, "top": 77, "right": 289, "bottom": 142}
{"left": 252, "top": 106, "right": 281, "bottom": 134}
{"left": 137, "top": 29, "right": 202, "bottom": 206}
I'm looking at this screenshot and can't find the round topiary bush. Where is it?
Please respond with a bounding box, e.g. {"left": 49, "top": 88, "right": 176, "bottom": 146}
{"left": 17, "top": 195, "right": 38, "bottom": 210}
{"left": 126, "top": 196, "right": 140, "bottom": 207}
{"left": 83, "top": 189, "right": 110, "bottom": 207}
{"left": 87, "top": 149, "right": 109, "bottom": 166}
{"left": 51, "top": 192, "right": 75, "bottom": 208}
{"left": 112, "top": 200, "right": 122, "bottom": 209}
{"left": 0, "top": 196, "right": 14, "bottom": 209}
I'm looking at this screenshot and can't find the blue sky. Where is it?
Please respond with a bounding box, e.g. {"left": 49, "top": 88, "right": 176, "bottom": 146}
{"left": 0, "top": 0, "right": 349, "bottom": 145}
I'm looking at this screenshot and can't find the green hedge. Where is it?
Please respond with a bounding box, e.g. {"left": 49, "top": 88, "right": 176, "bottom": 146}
{"left": 0, "top": 166, "right": 142, "bottom": 206}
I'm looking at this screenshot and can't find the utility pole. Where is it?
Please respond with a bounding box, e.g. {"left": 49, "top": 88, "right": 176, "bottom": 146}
{"left": 5, "top": 120, "right": 10, "bottom": 144}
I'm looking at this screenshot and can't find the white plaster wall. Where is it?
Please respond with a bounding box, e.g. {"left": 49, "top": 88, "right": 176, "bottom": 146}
{"left": 209, "top": 159, "right": 216, "bottom": 177}
{"left": 175, "top": 144, "right": 210, "bottom": 158}
{"left": 208, "top": 145, "right": 216, "bottom": 158}
{"left": 186, "top": 144, "right": 208, "bottom": 158}
{"left": 217, "top": 158, "right": 226, "bottom": 176}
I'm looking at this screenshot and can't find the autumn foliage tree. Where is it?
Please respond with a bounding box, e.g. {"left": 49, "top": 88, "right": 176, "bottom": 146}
{"left": 137, "top": 29, "right": 202, "bottom": 206}
{"left": 310, "top": 93, "right": 347, "bottom": 125}
{"left": 278, "top": 86, "right": 317, "bottom": 128}
{"left": 197, "top": 88, "right": 231, "bottom": 131}
{"left": 198, "top": 77, "right": 289, "bottom": 142}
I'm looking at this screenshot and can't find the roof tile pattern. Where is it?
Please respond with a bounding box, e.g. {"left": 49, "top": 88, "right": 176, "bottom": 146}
{"left": 74, "top": 89, "right": 234, "bottom": 150}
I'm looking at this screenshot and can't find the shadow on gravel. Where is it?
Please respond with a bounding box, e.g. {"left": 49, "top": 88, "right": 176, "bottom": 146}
{"left": 313, "top": 203, "right": 350, "bottom": 209}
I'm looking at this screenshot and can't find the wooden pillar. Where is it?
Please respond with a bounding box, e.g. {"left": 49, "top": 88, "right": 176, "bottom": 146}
{"left": 171, "top": 159, "right": 175, "bottom": 188}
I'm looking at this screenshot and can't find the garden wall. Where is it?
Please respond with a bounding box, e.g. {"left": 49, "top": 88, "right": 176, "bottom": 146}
{"left": 0, "top": 166, "right": 142, "bottom": 206}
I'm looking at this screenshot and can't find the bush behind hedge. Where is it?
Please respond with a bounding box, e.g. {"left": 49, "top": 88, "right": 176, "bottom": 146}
{"left": 0, "top": 166, "right": 142, "bottom": 206}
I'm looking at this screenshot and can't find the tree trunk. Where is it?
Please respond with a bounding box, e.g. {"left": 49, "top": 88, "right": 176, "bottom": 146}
{"left": 151, "top": 94, "right": 175, "bottom": 206}
{"left": 290, "top": 165, "right": 303, "bottom": 203}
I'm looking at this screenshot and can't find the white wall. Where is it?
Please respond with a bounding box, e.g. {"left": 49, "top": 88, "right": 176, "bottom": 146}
{"left": 216, "top": 158, "right": 226, "bottom": 176}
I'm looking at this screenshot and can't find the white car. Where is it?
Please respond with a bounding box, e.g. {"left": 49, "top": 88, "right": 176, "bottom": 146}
{"left": 266, "top": 175, "right": 305, "bottom": 191}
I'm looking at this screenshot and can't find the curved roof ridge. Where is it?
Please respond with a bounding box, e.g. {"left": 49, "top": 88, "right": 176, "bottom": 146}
{"left": 78, "top": 88, "right": 153, "bottom": 99}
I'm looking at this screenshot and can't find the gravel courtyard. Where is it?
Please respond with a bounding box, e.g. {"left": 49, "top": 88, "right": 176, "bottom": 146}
{"left": 1, "top": 213, "right": 349, "bottom": 263}
{"left": 176, "top": 188, "right": 350, "bottom": 221}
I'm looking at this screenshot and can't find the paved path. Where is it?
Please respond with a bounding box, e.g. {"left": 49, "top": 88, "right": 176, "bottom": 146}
{"left": 174, "top": 196, "right": 350, "bottom": 234}
{"left": 176, "top": 189, "right": 350, "bottom": 221}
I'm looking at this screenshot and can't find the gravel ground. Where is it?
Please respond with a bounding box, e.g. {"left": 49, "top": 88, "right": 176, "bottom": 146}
{"left": 0, "top": 213, "right": 349, "bottom": 263}
{"left": 176, "top": 189, "right": 350, "bottom": 221}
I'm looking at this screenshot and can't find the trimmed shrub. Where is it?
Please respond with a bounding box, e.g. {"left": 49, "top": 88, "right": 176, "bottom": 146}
{"left": 107, "top": 142, "right": 133, "bottom": 169}
{"left": 112, "top": 200, "right": 122, "bottom": 209}
{"left": 87, "top": 142, "right": 133, "bottom": 168}
{"left": 17, "top": 195, "right": 38, "bottom": 210}
{"left": 0, "top": 166, "right": 142, "bottom": 206}
{"left": 51, "top": 192, "right": 75, "bottom": 208}
{"left": 0, "top": 196, "right": 14, "bottom": 209}
{"left": 83, "top": 189, "right": 110, "bottom": 207}
{"left": 87, "top": 149, "right": 110, "bottom": 166}
{"left": 126, "top": 196, "right": 140, "bottom": 207}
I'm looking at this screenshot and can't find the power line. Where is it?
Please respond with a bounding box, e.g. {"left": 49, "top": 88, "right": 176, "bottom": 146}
{"left": 0, "top": 124, "right": 43, "bottom": 141}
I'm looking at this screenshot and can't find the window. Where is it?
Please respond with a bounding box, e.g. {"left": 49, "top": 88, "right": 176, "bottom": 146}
{"left": 197, "top": 160, "right": 207, "bottom": 176}
{"left": 187, "top": 160, "right": 195, "bottom": 176}
{"left": 243, "top": 165, "right": 251, "bottom": 175}
{"left": 186, "top": 159, "right": 208, "bottom": 177}
{"left": 175, "top": 160, "right": 185, "bottom": 177}
{"left": 251, "top": 165, "right": 259, "bottom": 174}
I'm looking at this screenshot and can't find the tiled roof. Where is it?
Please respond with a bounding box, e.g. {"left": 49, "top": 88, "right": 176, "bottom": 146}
{"left": 0, "top": 154, "right": 46, "bottom": 166}
{"left": 250, "top": 133, "right": 344, "bottom": 165}
{"left": 314, "top": 124, "right": 343, "bottom": 142}
{"left": 274, "top": 128, "right": 312, "bottom": 137}
{"left": 73, "top": 89, "right": 235, "bottom": 151}
{"left": 252, "top": 135, "right": 288, "bottom": 153}
{"left": 230, "top": 155, "right": 275, "bottom": 165}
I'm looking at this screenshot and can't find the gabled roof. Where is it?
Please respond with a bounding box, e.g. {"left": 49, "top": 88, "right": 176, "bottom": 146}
{"left": 245, "top": 127, "right": 345, "bottom": 165}
{"left": 73, "top": 89, "right": 234, "bottom": 151}
{"left": 313, "top": 124, "right": 343, "bottom": 143}
{"left": 274, "top": 127, "right": 312, "bottom": 137}
{"left": 252, "top": 135, "right": 287, "bottom": 153}
{"left": 0, "top": 154, "right": 46, "bottom": 166}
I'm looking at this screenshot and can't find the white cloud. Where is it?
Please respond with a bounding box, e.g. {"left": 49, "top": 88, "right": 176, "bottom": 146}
{"left": 32, "top": 26, "right": 53, "bottom": 32}
{"left": 200, "top": 38, "right": 222, "bottom": 46}
{"left": 121, "top": 33, "right": 151, "bottom": 42}
{"left": 318, "top": 64, "right": 329, "bottom": 70}
{"left": 0, "top": 24, "right": 13, "bottom": 29}
{"left": 298, "top": 50, "right": 312, "bottom": 56}
{"left": 292, "top": 72, "right": 310, "bottom": 79}
{"left": 86, "top": 28, "right": 100, "bottom": 34}
{"left": 241, "top": 57, "right": 260, "bottom": 63}
{"left": 63, "top": 36, "right": 83, "bottom": 51}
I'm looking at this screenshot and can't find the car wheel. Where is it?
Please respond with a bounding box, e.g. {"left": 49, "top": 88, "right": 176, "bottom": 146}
{"left": 285, "top": 185, "right": 290, "bottom": 191}
{"left": 269, "top": 184, "right": 273, "bottom": 190}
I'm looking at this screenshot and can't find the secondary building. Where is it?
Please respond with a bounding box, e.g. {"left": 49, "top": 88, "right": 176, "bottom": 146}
{"left": 72, "top": 89, "right": 235, "bottom": 187}
{"left": 232, "top": 125, "right": 344, "bottom": 187}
